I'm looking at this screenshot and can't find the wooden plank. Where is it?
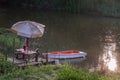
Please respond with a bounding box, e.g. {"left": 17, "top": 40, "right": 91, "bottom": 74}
{"left": 18, "top": 62, "right": 42, "bottom": 67}
{"left": 7, "top": 57, "right": 55, "bottom": 67}
{"left": 7, "top": 58, "right": 26, "bottom": 64}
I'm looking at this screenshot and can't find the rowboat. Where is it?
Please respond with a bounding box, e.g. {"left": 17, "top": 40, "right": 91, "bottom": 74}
{"left": 47, "top": 50, "right": 87, "bottom": 64}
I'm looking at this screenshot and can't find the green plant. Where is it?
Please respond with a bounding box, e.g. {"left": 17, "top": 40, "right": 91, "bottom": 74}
{"left": 0, "top": 61, "right": 18, "bottom": 75}
{"left": 0, "top": 28, "right": 22, "bottom": 56}
{"left": 57, "top": 64, "right": 106, "bottom": 80}
{"left": 0, "top": 64, "right": 114, "bottom": 80}
{"left": 0, "top": 53, "right": 5, "bottom": 61}
{"left": 0, "top": 34, "right": 20, "bottom": 49}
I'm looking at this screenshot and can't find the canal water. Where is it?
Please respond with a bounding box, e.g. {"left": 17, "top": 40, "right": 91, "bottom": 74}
{"left": 1, "top": 7, "right": 120, "bottom": 72}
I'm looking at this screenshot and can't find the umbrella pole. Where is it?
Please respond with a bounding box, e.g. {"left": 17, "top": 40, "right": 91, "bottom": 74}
{"left": 24, "top": 38, "right": 29, "bottom": 51}
{"left": 26, "top": 38, "right": 29, "bottom": 49}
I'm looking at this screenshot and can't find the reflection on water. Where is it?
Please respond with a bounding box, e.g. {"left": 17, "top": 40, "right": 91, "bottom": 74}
{"left": 98, "top": 30, "right": 117, "bottom": 72}
{"left": 99, "top": 43, "right": 117, "bottom": 71}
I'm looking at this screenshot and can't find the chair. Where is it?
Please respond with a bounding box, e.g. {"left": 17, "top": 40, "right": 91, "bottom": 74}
{"left": 34, "top": 48, "right": 39, "bottom": 62}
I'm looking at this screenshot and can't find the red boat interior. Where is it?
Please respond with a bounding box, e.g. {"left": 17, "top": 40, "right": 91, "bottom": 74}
{"left": 50, "top": 50, "right": 79, "bottom": 54}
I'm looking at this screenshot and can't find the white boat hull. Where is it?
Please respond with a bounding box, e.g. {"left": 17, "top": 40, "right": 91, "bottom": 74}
{"left": 48, "top": 51, "right": 87, "bottom": 59}
{"left": 47, "top": 50, "right": 87, "bottom": 64}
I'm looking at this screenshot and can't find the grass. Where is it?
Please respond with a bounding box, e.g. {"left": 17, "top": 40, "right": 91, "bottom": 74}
{"left": 0, "top": 62, "right": 116, "bottom": 80}
{"left": 0, "top": 64, "right": 60, "bottom": 80}
{"left": 57, "top": 64, "right": 106, "bottom": 80}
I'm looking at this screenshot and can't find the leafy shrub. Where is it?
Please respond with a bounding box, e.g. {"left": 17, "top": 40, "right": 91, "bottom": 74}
{"left": 0, "top": 61, "right": 18, "bottom": 75}
{"left": 57, "top": 64, "right": 106, "bottom": 80}
{"left": 0, "top": 28, "right": 22, "bottom": 56}
{"left": 0, "top": 53, "right": 5, "bottom": 61}
{"left": 0, "top": 34, "right": 20, "bottom": 49}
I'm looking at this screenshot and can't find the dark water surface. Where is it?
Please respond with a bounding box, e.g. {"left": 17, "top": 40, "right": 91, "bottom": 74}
{"left": 1, "top": 7, "right": 120, "bottom": 72}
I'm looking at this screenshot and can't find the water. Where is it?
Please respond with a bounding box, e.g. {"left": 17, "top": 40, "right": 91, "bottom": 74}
{"left": 1, "top": 7, "right": 120, "bottom": 72}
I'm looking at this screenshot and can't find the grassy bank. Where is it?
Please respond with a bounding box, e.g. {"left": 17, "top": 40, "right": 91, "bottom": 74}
{"left": 0, "top": 63, "right": 108, "bottom": 80}
{"left": 1, "top": 63, "right": 120, "bottom": 80}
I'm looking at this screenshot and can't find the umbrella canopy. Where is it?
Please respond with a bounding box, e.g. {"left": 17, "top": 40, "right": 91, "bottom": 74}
{"left": 11, "top": 20, "right": 45, "bottom": 50}
{"left": 11, "top": 21, "right": 45, "bottom": 38}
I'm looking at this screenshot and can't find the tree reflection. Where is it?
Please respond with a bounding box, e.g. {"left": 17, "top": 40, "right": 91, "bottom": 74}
{"left": 98, "top": 30, "right": 118, "bottom": 72}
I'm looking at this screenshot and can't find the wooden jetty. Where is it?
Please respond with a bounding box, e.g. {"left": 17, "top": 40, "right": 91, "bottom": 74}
{"left": 7, "top": 49, "right": 55, "bottom": 67}
{"left": 7, "top": 57, "right": 55, "bottom": 67}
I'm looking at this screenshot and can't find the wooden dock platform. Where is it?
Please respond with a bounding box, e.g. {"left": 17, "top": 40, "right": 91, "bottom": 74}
{"left": 7, "top": 57, "right": 55, "bottom": 67}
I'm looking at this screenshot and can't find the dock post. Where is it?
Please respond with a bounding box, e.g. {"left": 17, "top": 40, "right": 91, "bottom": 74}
{"left": 46, "top": 53, "right": 48, "bottom": 63}
{"left": 55, "top": 59, "right": 59, "bottom": 64}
